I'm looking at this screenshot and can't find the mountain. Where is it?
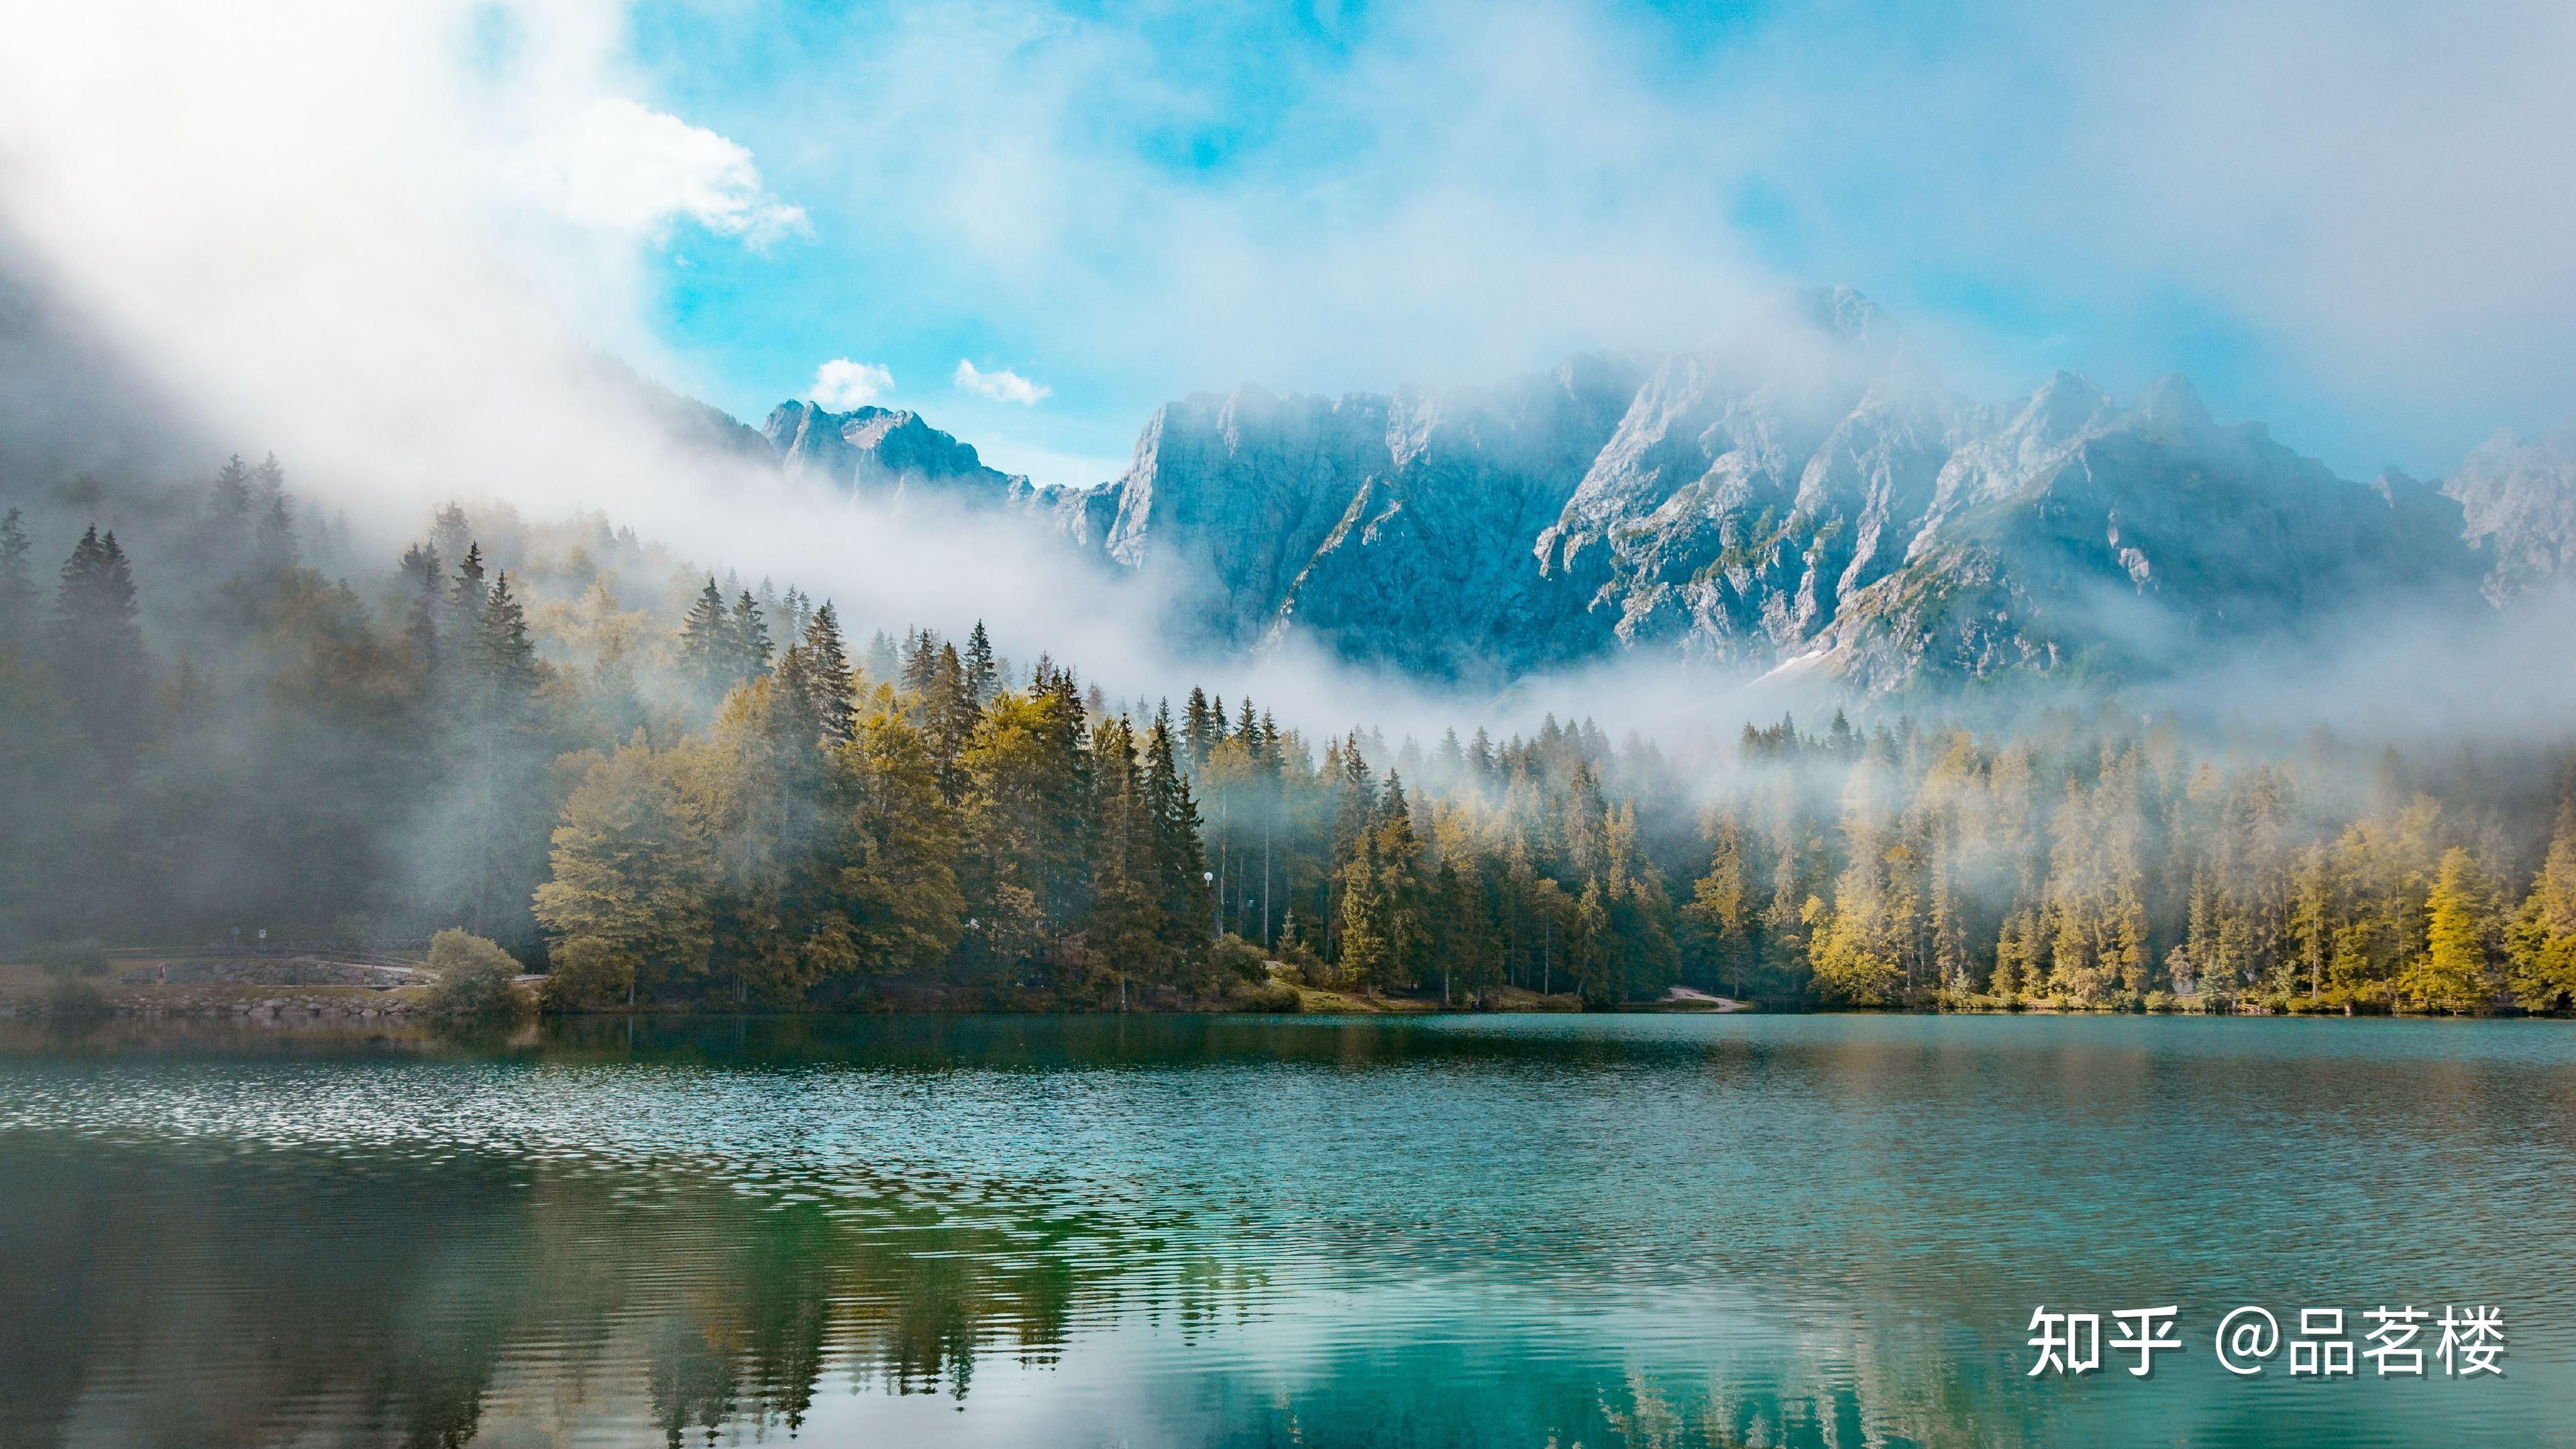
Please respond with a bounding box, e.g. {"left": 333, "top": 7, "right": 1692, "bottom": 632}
{"left": 764, "top": 400, "right": 1030, "bottom": 505}
{"left": 2440, "top": 425, "right": 2576, "bottom": 605}
{"left": 755, "top": 289, "right": 2569, "bottom": 695}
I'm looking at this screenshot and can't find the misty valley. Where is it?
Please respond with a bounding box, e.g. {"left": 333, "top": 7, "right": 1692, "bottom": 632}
{"left": 2, "top": 428, "right": 2573, "bottom": 1021}
{"left": 10, "top": 6, "right": 2576, "bottom": 1440}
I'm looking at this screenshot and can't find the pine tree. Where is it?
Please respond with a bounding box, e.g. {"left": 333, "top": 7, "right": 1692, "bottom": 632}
{"left": 211, "top": 454, "right": 254, "bottom": 521}
{"left": 2507, "top": 791, "right": 2576, "bottom": 1010}
{"left": 51, "top": 526, "right": 150, "bottom": 767}
{"left": 1685, "top": 812, "right": 1753, "bottom": 998}
{"left": 2403, "top": 847, "right": 2498, "bottom": 1014}
{"left": 1085, "top": 716, "right": 1163, "bottom": 1005}
{"left": 800, "top": 601, "right": 857, "bottom": 744}
{"left": 729, "top": 590, "right": 773, "bottom": 678}
{"left": 676, "top": 578, "right": 733, "bottom": 705}
{"left": 434, "top": 564, "right": 547, "bottom": 944}
{"left": 397, "top": 541, "right": 442, "bottom": 674}
{"left": 0, "top": 508, "right": 35, "bottom": 641}
{"left": 900, "top": 628, "right": 943, "bottom": 698}
{"left": 251, "top": 454, "right": 297, "bottom": 574}
{"left": 204, "top": 455, "right": 256, "bottom": 569}
{"left": 430, "top": 504, "right": 472, "bottom": 576}
{"left": 1571, "top": 877, "right": 1615, "bottom": 1007}
{"left": 478, "top": 571, "right": 539, "bottom": 700}
{"left": 844, "top": 705, "right": 967, "bottom": 975}
{"left": 1183, "top": 687, "right": 1216, "bottom": 769}
{"left": 1144, "top": 710, "right": 1213, "bottom": 983}
{"left": 446, "top": 543, "right": 490, "bottom": 659}
{"left": 963, "top": 621, "right": 998, "bottom": 707}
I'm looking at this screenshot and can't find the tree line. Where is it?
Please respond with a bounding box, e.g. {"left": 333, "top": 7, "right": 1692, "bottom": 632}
{"left": 2, "top": 455, "right": 2571, "bottom": 1014}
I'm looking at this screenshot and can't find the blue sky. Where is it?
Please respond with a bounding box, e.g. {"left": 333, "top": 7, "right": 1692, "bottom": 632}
{"left": 588, "top": 0, "right": 2576, "bottom": 487}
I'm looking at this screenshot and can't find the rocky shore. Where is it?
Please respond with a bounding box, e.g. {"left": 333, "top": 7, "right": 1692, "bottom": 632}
{"left": 0, "top": 953, "right": 431, "bottom": 1022}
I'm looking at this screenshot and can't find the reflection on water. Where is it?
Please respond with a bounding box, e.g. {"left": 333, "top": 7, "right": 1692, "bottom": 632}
{"left": 3, "top": 1014, "right": 2573, "bottom": 1447}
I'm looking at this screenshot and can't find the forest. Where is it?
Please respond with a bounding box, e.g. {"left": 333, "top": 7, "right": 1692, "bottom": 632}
{"left": 3, "top": 455, "right": 2573, "bottom": 1016}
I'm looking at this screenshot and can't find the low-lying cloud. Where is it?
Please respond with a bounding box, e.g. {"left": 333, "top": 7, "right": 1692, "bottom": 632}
{"left": 811, "top": 358, "right": 894, "bottom": 409}
{"left": 953, "top": 361, "right": 1051, "bottom": 406}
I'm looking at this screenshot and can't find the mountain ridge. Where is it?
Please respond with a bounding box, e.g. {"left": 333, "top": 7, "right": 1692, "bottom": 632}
{"left": 737, "top": 290, "right": 2572, "bottom": 694}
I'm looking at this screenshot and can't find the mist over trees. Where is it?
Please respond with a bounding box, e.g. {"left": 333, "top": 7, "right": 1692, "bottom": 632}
{"left": 3, "top": 455, "right": 2574, "bottom": 1016}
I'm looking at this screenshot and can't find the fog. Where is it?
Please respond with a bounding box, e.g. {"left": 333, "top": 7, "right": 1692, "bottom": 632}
{"left": 3, "top": 0, "right": 2571, "bottom": 781}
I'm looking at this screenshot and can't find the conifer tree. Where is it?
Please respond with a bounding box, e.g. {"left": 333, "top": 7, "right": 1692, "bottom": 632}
{"left": 430, "top": 504, "right": 472, "bottom": 575}
{"left": 1085, "top": 716, "right": 1163, "bottom": 1004}
{"left": 676, "top": 578, "right": 733, "bottom": 705}
{"left": 1144, "top": 710, "right": 1213, "bottom": 979}
{"left": 51, "top": 526, "right": 149, "bottom": 767}
{"left": 478, "top": 571, "right": 539, "bottom": 700}
{"left": 2507, "top": 792, "right": 2576, "bottom": 1010}
{"left": 398, "top": 541, "right": 442, "bottom": 674}
{"left": 800, "top": 602, "right": 856, "bottom": 743}
{"left": 201, "top": 455, "right": 257, "bottom": 574}
{"left": 246, "top": 453, "right": 297, "bottom": 574}
{"left": 0, "top": 508, "right": 35, "bottom": 640}
{"left": 2402, "top": 847, "right": 2498, "bottom": 1013}
{"left": 924, "top": 642, "right": 977, "bottom": 804}
{"left": 843, "top": 703, "right": 966, "bottom": 975}
{"left": 963, "top": 620, "right": 998, "bottom": 706}
{"left": 729, "top": 590, "right": 773, "bottom": 678}
{"left": 900, "top": 628, "right": 943, "bottom": 698}
{"left": 446, "top": 543, "right": 490, "bottom": 658}
{"left": 1184, "top": 687, "right": 1216, "bottom": 769}
{"left": 436, "top": 564, "right": 547, "bottom": 944}
{"left": 211, "top": 453, "right": 254, "bottom": 521}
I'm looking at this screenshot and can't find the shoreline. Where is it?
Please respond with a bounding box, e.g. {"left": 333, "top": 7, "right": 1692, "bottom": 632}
{"left": 3, "top": 956, "right": 2558, "bottom": 1023}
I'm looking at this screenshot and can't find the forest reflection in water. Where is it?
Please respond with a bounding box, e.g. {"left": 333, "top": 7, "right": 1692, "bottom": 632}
{"left": 3, "top": 1012, "right": 2575, "bottom": 1448}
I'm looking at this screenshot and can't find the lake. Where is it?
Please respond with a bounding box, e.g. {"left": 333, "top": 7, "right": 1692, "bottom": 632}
{"left": 1, "top": 1012, "right": 2570, "bottom": 1448}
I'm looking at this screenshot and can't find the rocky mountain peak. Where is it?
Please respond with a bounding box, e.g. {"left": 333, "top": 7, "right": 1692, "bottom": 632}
{"left": 2440, "top": 424, "right": 2576, "bottom": 602}
{"left": 732, "top": 292, "right": 2568, "bottom": 696}
{"left": 764, "top": 399, "right": 1025, "bottom": 502}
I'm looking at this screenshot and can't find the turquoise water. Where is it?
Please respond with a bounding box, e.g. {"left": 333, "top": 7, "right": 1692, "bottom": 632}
{"left": 1, "top": 1013, "right": 2570, "bottom": 1447}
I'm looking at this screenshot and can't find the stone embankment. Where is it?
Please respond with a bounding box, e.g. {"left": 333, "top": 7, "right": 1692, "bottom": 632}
{"left": 0, "top": 951, "right": 433, "bottom": 1021}
{"left": 121, "top": 957, "right": 416, "bottom": 989}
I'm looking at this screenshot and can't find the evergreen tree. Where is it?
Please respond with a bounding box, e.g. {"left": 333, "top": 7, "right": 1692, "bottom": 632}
{"left": 842, "top": 704, "right": 966, "bottom": 976}
{"left": 800, "top": 602, "right": 857, "bottom": 743}
{"left": 1144, "top": 710, "right": 1214, "bottom": 985}
{"left": 432, "top": 563, "right": 547, "bottom": 946}
{"left": 51, "top": 526, "right": 150, "bottom": 768}
{"left": 1684, "top": 812, "right": 1754, "bottom": 998}
{"left": 445, "top": 543, "right": 490, "bottom": 662}
{"left": 397, "top": 541, "right": 442, "bottom": 675}
{"left": 729, "top": 590, "right": 774, "bottom": 679}
{"left": 1085, "top": 716, "right": 1163, "bottom": 1006}
{"left": 430, "top": 504, "right": 472, "bottom": 578}
{"left": 676, "top": 578, "right": 734, "bottom": 705}
{"left": 963, "top": 621, "right": 998, "bottom": 706}
{"left": 2508, "top": 792, "right": 2576, "bottom": 1010}
{"left": 251, "top": 454, "right": 297, "bottom": 573}
{"left": 2401, "top": 847, "right": 2498, "bottom": 1013}
{"left": 0, "top": 508, "right": 36, "bottom": 643}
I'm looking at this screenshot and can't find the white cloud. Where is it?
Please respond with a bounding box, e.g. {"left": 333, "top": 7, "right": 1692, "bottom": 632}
{"left": 511, "top": 97, "right": 809, "bottom": 247}
{"left": 953, "top": 360, "right": 1051, "bottom": 405}
{"left": 810, "top": 358, "right": 894, "bottom": 409}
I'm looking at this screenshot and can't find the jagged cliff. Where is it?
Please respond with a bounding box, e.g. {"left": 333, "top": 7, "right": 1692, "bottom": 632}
{"left": 756, "top": 290, "right": 2568, "bottom": 694}
{"left": 764, "top": 400, "right": 1029, "bottom": 504}
{"left": 2440, "top": 425, "right": 2576, "bottom": 605}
